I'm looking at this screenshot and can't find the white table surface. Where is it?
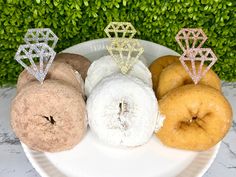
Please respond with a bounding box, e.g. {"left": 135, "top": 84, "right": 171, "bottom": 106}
{"left": 0, "top": 82, "right": 235, "bottom": 177}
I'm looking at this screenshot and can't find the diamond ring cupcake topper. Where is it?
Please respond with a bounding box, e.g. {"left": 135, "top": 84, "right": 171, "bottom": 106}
{"left": 105, "top": 22, "right": 143, "bottom": 74}
{"left": 175, "top": 28, "right": 207, "bottom": 51}
{"left": 24, "top": 28, "right": 58, "bottom": 49}
{"left": 176, "top": 28, "right": 217, "bottom": 84}
{"left": 107, "top": 38, "right": 144, "bottom": 74}
{"left": 105, "top": 22, "right": 136, "bottom": 38}
{"left": 15, "top": 28, "right": 57, "bottom": 84}
{"left": 15, "top": 43, "right": 56, "bottom": 84}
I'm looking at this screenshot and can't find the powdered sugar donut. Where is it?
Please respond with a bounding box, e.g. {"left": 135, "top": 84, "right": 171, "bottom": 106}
{"left": 139, "top": 55, "right": 148, "bottom": 66}
{"left": 85, "top": 55, "right": 152, "bottom": 96}
{"left": 87, "top": 73, "right": 162, "bottom": 147}
{"left": 11, "top": 80, "right": 87, "bottom": 152}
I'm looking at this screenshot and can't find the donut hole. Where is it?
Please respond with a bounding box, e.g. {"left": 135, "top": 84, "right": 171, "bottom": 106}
{"left": 179, "top": 116, "right": 199, "bottom": 128}
{"left": 42, "top": 115, "right": 56, "bottom": 125}
{"left": 106, "top": 100, "right": 131, "bottom": 131}
{"left": 186, "top": 116, "right": 198, "bottom": 124}
{"left": 117, "top": 101, "right": 129, "bottom": 131}
{"left": 192, "top": 116, "right": 197, "bottom": 121}
{"left": 178, "top": 115, "right": 208, "bottom": 132}
{"left": 183, "top": 78, "right": 193, "bottom": 85}
{"left": 118, "top": 101, "right": 128, "bottom": 114}
{"left": 45, "top": 73, "right": 52, "bottom": 80}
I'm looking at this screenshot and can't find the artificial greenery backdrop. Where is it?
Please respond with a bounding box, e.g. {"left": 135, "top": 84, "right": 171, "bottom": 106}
{"left": 0, "top": 0, "right": 235, "bottom": 86}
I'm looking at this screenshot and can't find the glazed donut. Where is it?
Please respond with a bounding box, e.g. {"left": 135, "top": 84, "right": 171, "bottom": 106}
{"left": 156, "top": 84, "right": 232, "bottom": 151}
{"left": 85, "top": 55, "right": 152, "bottom": 96}
{"left": 17, "top": 62, "right": 85, "bottom": 96}
{"left": 87, "top": 73, "right": 161, "bottom": 147}
{"left": 156, "top": 62, "right": 221, "bottom": 98}
{"left": 54, "top": 53, "right": 91, "bottom": 80}
{"left": 149, "top": 55, "right": 179, "bottom": 90}
{"left": 11, "top": 80, "right": 87, "bottom": 152}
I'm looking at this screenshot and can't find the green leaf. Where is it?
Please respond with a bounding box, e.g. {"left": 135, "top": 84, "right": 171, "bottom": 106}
{"left": 0, "top": 0, "right": 235, "bottom": 86}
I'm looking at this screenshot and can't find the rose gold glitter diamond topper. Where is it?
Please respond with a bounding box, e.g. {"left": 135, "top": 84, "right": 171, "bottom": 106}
{"left": 175, "top": 28, "right": 207, "bottom": 51}
{"left": 15, "top": 28, "right": 57, "bottom": 84}
{"left": 105, "top": 22, "right": 144, "bottom": 74}
{"left": 176, "top": 28, "right": 217, "bottom": 84}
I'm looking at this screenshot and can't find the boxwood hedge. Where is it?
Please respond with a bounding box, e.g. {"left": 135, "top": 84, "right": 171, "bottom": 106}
{"left": 0, "top": 0, "right": 235, "bottom": 86}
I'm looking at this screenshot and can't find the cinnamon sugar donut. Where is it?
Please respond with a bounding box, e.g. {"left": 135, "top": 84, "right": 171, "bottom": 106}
{"left": 17, "top": 62, "right": 85, "bottom": 96}
{"left": 55, "top": 53, "right": 91, "bottom": 80}
{"left": 11, "top": 80, "right": 87, "bottom": 152}
{"left": 156, "top": 62, "right": 221, "bottom": 98}
{"left": 156, "top": 84, "right": 232, "bottom": 151}
{"left": 149, "top": 55, "right": 179, "bottom": 90}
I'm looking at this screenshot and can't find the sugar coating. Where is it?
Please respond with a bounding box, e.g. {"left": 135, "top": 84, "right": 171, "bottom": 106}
{"left": 85, "top": 55, "right": 152, "bottom": 96}
{"left": 16, "top": 62, "right": 85, "bottom": 97}
{"left": 87, "top": 73, "right": 158, "bottom": 147}
{"left": 54, "top": 53, "right": 91, "bottom": 80}
{"left": 11, "top": 80, "right": 87, "bottom": 152}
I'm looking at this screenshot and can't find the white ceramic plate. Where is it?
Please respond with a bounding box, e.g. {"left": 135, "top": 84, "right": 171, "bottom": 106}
{"left": 21, "top": 38, "right": 220, "bottom": 177}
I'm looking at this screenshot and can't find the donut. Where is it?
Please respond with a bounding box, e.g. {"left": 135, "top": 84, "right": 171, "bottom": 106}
{"left": 156, "top": 84, "right": 232, "bottom": 151}
{"left": 17, "top": 62, "right": 85, "bottom": 97}
{"left": 149, "top": 55, "right": 179, "bottom": 90}
{"left": 139, "top": 55, "right": 148, "bottom": 66}
{"left": 85, "top": 55, "right": 152, "bottom": 96}
{"left": 87, "top": 73, "right": 160, "bottom": 147}
{"left": 11, "top": 80, "right": 87, "bottom": 152}
{"left": 156, "top": 62, "right": 221, "bottom": 98}
{"left": 54, "top": 53, "right": 91, "bottom": 80}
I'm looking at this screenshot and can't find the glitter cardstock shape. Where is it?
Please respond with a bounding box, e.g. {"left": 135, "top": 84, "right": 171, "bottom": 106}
{"left": 105, "top": 22, "right": 144, "bottom": 74}
{"left": 24, "top": 28, "right": 58, "bottom": 49}
{"left": 15, "top": 43, "right": 56, "bottom": 84}
{"left": 105, "top": 22, "right": 137, "bottom": 39}
{"left": 175, "top": 28, "right": 207, "bottom": 51}
{"left": 176, "top": 28, "right": 217, "bottom": 84}
{"left": 180, "top": 48, "right": 218, "bottom": 84}
{"left": 107, "top": 38, "right": 144, "bottom": 74}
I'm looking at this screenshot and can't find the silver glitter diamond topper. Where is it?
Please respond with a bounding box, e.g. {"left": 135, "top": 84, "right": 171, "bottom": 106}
{"left": 24, "top": 28, "right": 58, "bottom": 49}
{"left": 15, "top": 43, "right": 56, "bottom": 84}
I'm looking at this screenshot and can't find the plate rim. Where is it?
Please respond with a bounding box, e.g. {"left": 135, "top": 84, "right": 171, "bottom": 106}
{"left": 21, "top": 38, "right": 220, "bottom": 177}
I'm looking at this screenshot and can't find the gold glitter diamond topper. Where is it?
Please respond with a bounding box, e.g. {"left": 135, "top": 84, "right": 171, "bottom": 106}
{"left": 105, "top": 22, "right": 137, "bottom": 39}
{"left": 107, "top": 38, "right": 144, "bottom": 74}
